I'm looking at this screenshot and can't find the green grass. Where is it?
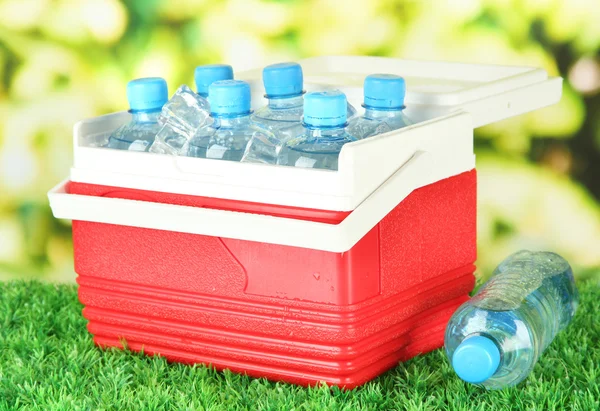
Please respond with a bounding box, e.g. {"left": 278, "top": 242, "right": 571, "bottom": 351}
{"left": 0, "top": 282, "right": 598, "bottom": 410}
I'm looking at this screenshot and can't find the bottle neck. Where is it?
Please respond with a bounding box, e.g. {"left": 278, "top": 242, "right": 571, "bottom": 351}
{"left": 364, "top": 107, "right": 405, "bottom": 120}
{"left": 305, "top": 124, "right": 347, "bottom": 138}
{"left": 213, "top": 114, "right": 251, "bottom": 128}
{"left": 268, "top": 95, "right": 303, "bottom": 109}
{"left": 131, "top": 110, "right": 161, "bottom": 123}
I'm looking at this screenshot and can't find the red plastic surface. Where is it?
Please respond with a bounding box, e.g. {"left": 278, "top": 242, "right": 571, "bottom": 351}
{"left": 68, "top": 169, "right": 477, "bottom": 388}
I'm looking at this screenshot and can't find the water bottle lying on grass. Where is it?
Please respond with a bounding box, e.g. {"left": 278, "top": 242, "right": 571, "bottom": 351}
{"left": 445, "top": 250, "right": 579, "bottom": 389}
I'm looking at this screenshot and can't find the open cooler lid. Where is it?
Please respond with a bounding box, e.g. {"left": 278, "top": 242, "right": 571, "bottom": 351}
{"left": 240, "top": 56, "right": 563, "bottom": 128}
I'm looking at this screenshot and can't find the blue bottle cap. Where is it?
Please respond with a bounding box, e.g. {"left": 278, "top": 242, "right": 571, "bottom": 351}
{"left": 195, "top": 64, "right": 234, "bottom": 96}
{"left": 303, "top": 90, "right": 347, "bottom": 128}
{"left": 126, "top": 77, "right": 168, "bottom": 112}
{"left": 208, "top": 80, "right": 251, "bottom": 117}
{"left": 263, "top": 62, "right": 303, "bottom": 98}
{"left": 452, "top": 335, "right": 501, "bottom": 384}
{"left": 363, "top": 74, "right": 406, "bottom": 110}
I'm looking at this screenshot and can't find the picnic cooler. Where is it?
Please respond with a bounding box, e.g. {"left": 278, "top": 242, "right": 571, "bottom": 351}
{"left": 48, "top": 56, "right": 562, "bottom": 388}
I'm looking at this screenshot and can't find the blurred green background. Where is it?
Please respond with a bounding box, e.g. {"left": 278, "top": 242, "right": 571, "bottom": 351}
{"left": 0, "top": 0, "right": 599, "bottom": 283}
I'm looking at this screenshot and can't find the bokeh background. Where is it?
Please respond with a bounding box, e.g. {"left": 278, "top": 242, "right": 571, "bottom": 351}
{"left": 0, "top": 0, "right": 599, "bottom": 283}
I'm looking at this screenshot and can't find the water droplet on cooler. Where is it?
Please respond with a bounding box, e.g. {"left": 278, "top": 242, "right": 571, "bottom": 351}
{"left": 313, "top": 273, "right": 320, "bottom": 280}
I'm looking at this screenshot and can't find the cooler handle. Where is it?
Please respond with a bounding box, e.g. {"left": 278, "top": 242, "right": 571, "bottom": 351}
{"left": 48, "top": 151, "right": 433, "bottom": 253}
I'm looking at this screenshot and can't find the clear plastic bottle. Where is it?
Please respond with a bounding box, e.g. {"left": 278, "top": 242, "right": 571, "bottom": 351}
{"left": 106, "top": 77, "right": 168, "bottom": 152}
{"left": 186, "top": 80, "right": 275, "bottom": 162}
{"left": 445, "top": 250, "right": 579, "bottom": 389}
{"left": 243, "top": 62, "right": 305, "bottom": 164}
{"left": 346, "top": 74, "right": 412, "bottom": 140}
{"left": 277, "top": 90, "right": 356, "bottom": 171}
{"left": 194, "top": 64, "right": 234, "bottom": 98}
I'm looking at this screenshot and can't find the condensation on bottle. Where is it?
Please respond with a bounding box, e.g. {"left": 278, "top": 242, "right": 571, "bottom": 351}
{"left": 445, "top": 250, "right": 579, "bottom": 389}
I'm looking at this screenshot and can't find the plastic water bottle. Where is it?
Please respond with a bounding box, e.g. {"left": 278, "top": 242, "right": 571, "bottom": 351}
{"left": 186, "top": 80, "right": 275, "bottom": 162}
{"left": 277, "top": 90, "right": 356, "bottom": 170}
{"left": 243, "top": 62, "right": 305, "bottom": 164}
{"left": 194, "top": 64, "right": 234, "bottom": 97}
{"left": 346, "top": 74, "right": 412, "bottom": 140}
{"left": 445, "top": 250, "right": 579, "bottom": 389}
{"left": 106, "top": 77, "right": 168, "bottom": 152}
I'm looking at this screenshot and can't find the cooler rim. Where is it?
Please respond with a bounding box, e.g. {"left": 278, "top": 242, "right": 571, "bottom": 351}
{"left": 50, "top": 151, "right": 477, "bottom": 253}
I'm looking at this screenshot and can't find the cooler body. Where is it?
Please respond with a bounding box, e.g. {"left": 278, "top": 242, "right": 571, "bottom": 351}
{"left": 68, "top": 169, "right": 476, "bottom": 388}
{"left": 48, "top": 56, "right": 562, "bottom": 388}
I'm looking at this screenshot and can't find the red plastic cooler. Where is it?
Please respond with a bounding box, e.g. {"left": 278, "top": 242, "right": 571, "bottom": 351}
{"left": 48, "top": 56, "right": 562, "bottom": 388}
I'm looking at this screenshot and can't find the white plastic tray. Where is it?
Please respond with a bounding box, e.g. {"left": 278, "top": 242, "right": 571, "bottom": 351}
{"left": 68, "top": 109, "right": 474, "bottom": 211}
{"left": 65, "top": 57, "right": 561, "bottom": 212}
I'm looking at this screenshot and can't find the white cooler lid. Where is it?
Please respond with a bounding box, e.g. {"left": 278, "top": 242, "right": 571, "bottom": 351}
{"left": 241, "top": 56, "right": 563, "bottom": 127}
